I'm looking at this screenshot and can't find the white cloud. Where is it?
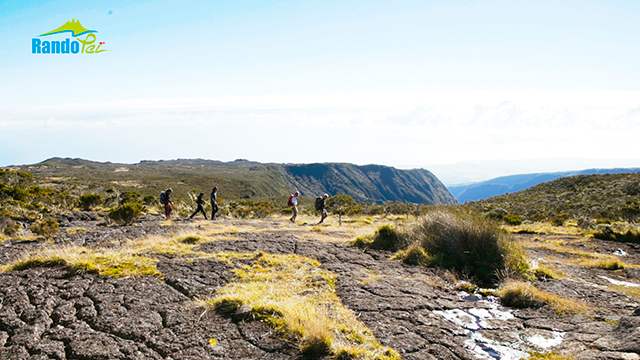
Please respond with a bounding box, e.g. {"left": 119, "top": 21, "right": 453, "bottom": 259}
{"left": 2, "top": 90, "right": 640, "bottom": 167}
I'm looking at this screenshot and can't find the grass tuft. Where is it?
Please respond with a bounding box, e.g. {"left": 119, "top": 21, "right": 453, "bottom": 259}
{"left": 410, "top": 210, "right": 529, "bottom": 285}
{"left": 454, "top": 281, "right": 478, "bottom": 293}
{"left": 578, "top": 258, "right": 624, "bottom": 270}
{"left": 497, "top": 281, "right": 588, "bottom": 314}
{"left": 368, "top": 224, "right": 407, "bottom": 251}
{"left": 391, "top": 243, "right": 433, "bottom": 266}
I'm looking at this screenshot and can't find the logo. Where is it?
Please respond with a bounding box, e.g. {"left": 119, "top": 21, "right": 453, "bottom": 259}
{"left": 32, "top": 19, "right": 108, "bottom": 55}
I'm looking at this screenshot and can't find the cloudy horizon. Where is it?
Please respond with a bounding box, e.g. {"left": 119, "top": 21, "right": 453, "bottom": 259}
{"left": 2, "top": 1, "right": 640, "bottom": 182}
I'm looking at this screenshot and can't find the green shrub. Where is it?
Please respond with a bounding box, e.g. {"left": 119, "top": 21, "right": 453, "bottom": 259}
{"left": 108, "top": 202, "right": 143, "bottom": 225}
{"left": 369, "top": 224, "right": 407, "bottom": 251}
{"left": 326, "top": 195, "right": 357, "bottom": 215}
{"left": 503, "top": 214, "right": 523, "bottom": 225}
{"left": 2, "top": 220, "right": 20, "bottom": 236}
{"left": 408, "top": 210, "right": 528, "bottom": 285}
{"left": 551, "top": 214, "right": 568, "bottom": 226}
{"left": 78, "top": 193, "right": 103, "bottom": 211}
{"left": 119, "top": 191, "right": 141, "bottom": 205}
{"left": 142, "top": 195, "right": 157, "bottom": 205}
{"left": 593, "top": 225, "right": 640, "bottom": 243}
{"left": 30, "top": 218, "right": 59, "bottom": 239}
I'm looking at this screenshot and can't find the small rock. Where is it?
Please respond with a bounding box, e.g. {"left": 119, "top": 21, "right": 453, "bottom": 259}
{"left": 232, "top": 304, "right": 252, "bottom": 321}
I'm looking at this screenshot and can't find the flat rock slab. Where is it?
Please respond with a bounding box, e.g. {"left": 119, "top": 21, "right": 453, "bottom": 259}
{"left": 1, "top": 220, "right": 640, "bottom": 359}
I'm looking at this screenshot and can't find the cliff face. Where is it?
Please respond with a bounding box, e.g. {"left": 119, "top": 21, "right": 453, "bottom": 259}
{"left": 283, "top": 163, "right": 456, "bottom": 204}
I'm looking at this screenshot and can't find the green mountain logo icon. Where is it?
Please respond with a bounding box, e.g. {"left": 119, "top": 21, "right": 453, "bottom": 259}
{"left": 40, "top": 19, "right": 96, "bottom": 37}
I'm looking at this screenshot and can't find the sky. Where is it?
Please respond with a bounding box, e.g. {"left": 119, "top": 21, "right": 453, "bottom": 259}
{"left": 1, "top": 0, "right": 640, "bottom": 184}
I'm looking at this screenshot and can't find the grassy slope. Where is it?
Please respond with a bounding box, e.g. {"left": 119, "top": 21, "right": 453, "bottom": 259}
{"left": 10, "top": 158, "right": 455, "bottom": 205}
{"left": 465, "top": 172, "right": 640, "bottom": 220}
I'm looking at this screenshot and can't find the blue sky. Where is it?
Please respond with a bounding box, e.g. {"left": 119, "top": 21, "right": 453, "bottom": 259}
{"left": 1, "top": 0, "right": 640, "bottom": 183}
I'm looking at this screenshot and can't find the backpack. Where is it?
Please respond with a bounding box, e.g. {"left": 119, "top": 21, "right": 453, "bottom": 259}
{"left": 159, "top": 191, "right": 167, "bottom": 205}
{"left": 287, "top": 194, "right": 294, "bottom": 207}
{"left": 315, "top": 196, "right": 323, "bottom": 211}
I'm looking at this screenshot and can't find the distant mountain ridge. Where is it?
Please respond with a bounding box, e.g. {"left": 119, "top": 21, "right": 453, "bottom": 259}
{"left": 12, "top": 157, "right": 455, "bottom": 205}
{"left": 449, "top": 167, "right": 640, "bottom": 203}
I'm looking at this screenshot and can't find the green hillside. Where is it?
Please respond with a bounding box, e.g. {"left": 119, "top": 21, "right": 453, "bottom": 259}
{"left": 466, "top": 172, "right": 640, "bottom": 222}
{"left": 10, "top": 158, "right": 455, "bottom": 205}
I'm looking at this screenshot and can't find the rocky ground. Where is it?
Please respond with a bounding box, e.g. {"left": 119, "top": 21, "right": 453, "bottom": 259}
{"left": 0, "top": 215, "right": 639, "bottom": 360}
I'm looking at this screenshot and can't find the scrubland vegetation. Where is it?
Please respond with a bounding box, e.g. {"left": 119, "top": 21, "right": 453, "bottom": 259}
{"left": 2, "top": 164, "right": 640, "bottom": 360}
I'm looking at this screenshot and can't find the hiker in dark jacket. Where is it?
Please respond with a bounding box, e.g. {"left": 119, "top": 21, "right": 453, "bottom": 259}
{"left": 210, "top": 186, "right": 219, "bottom": 220}
{"left": 317, "top": 193, "right": 329, "bottom": 224}
{"left": 162, "top": 188, "right": 173, "bottom": 220}
{"left": 190, "top": 192, "right": 208, "bottom": 219}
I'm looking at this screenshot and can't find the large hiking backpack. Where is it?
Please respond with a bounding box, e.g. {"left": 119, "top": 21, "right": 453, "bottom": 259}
{"left": 287, "top": 194, "right": 294, "bottom": 207}
{"left": 315, "top": 196, "right": 323, "bottom": 211}
{"left": 159, "top": 191, "right": 167, "bottom": 205}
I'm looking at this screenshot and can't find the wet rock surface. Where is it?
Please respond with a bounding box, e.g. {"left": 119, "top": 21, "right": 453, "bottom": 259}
{"left": 0, "top": 220, "right": 639, "bottom": 359}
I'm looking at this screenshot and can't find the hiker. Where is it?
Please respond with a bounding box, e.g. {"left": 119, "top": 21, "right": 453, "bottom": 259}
{"left": 190, "top": 192, "right": 208, "bottom": 219}
{"left": 288, "top": 190, "right": 300, "bottom": 222}
{"left": 210, "top": 186, "right": 219, "bottom": 220}
{"left": 160, "top": 188, "right": 173, "bottom": 220}
{"left": 316, "top": 193, "right": 330, "bottom": 224}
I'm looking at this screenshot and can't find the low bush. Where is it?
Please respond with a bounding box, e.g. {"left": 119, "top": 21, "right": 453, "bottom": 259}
{"left": 30, "top": 218, "right": 59, "bottom": 239}
{"left": 78, "top": 193, "right": 103, "bottom": 211}
{"left": 368, "top": 224, "right": 407, "bottom": 251}
{"left": 108, "top": 203, "right": 143, "bottom": 225}
{"left": 2, "top": 219, "right": 20, "bottom": 236}
{"left": 592, "top": 225, "right": 640, "bottom": 243}
{"left": 503, "top": 214, "right": 523, "bottom": 225}
{"left": 119, "top": 191, "right": 141, "bottom": 205}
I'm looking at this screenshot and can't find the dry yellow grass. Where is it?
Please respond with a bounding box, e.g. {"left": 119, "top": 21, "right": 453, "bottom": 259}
{"left": 497, "top": 281, "right": 589, "bottom": 315}
{"left": 0, "top": 247, "right": 163, "bottom": 279}
{"left": 528, "top": 352, "right": 575, "bottom": 360}
{"left": 505, "top": 223, "right": 583, "bottom": 235}
{"left": 577, "top": 258, "right": 626, "bottom": 270}
{"left": 608, "top": 285, "right": 640, "bottom": 300}
{"left": 65, "top": 228, "right": 92, "bottom": 234}
{"left": 199, "top": 252, "right": 401, "bottom": 359}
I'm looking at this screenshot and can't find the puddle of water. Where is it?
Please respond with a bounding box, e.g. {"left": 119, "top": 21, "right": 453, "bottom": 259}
{"left": 526, "top": 331, "right": 563, "bottom": 348}
{"left": 613, "top": 249, "right": 628, "bottom": 256}
{"left": 466, "top": 333, "right": 529, "bottom": 360}
{"left": 598, "top": 275, "right": 640, "bottom": 288}
{"left": 434, "top": 293, "right": 565, "bottom": 359}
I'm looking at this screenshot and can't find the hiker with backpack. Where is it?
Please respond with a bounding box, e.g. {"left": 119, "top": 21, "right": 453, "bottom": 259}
{"left": 210, "top": 186, "right": 219, "bottom": 220}
{"left": 288, "top": 191, "right": 300, "bottom": 222}
{"left": 190, "top": 192, "right": 208, "bottom": 220}
{"left": 316, "top": 194, "right": 330, "bottom": 224}
{"left": 160, "top": 188, "right": 173, "bottom": 220}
